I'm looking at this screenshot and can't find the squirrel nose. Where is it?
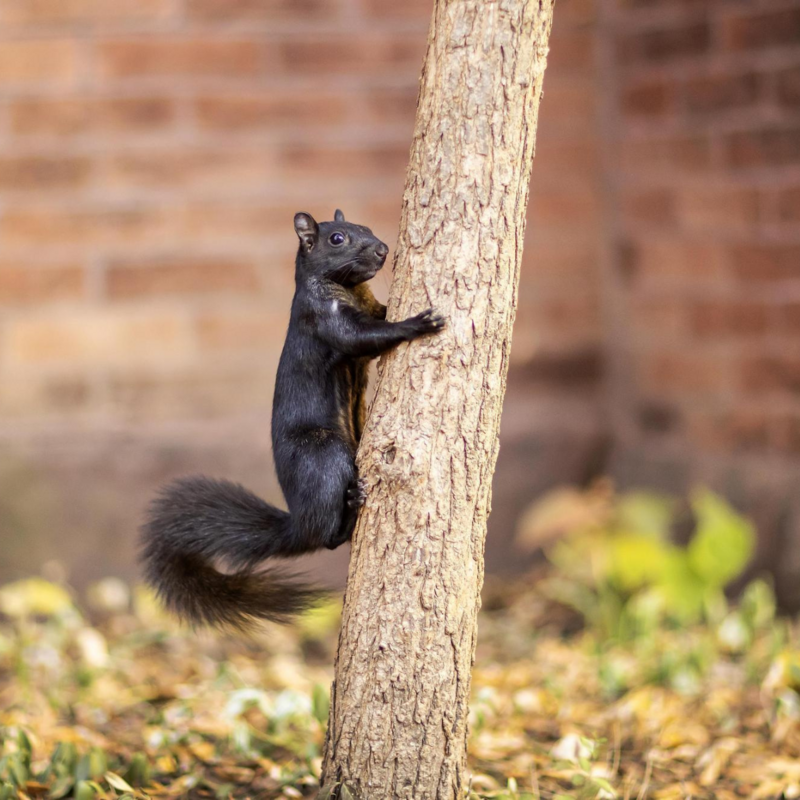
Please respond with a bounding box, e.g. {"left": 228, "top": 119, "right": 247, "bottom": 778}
{"left": 374, "top": 242, "right": 389, "bottom": 260}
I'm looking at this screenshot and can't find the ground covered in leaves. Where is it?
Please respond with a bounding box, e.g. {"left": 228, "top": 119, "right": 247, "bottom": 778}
{"left": 0, "top": 570, "right": 798, "bottom": 800}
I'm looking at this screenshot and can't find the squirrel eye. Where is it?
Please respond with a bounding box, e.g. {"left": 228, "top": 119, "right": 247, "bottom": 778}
{"left": 329, "top": 232, "right": 345, "bottom": 245}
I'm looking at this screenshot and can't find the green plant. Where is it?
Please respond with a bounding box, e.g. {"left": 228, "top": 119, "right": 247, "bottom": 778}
{"left": 518, "top": 484, "right": 757, "bottom": 641}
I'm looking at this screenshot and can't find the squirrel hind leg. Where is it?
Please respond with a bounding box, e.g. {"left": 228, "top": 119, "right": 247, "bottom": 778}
{"left": 327, "top": 476, "right": 367, "bottom": 549}
{"left": 285, "top": 440, "right": 359, "bottom": 552}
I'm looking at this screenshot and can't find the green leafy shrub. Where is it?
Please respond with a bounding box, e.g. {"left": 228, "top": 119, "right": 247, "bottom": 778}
{"left": 518, "top": 484, "right": 757, "bottom": 640}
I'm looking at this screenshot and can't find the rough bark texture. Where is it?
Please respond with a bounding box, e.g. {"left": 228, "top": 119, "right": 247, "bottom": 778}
{"left": 321, "top": 1, "right": 554, "bottom": 798}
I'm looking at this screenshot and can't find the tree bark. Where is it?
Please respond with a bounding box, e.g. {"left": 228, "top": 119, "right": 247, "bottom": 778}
{"left": 321, "top": 1, "right": 554, "bottom": 798}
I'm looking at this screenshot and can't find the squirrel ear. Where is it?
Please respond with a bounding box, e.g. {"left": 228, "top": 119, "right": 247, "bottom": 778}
{"left": 334, "top": 209, "right": 345, "bottom": 223}
{"left": 294, "top": 212, "right": 319, "bottom": 251}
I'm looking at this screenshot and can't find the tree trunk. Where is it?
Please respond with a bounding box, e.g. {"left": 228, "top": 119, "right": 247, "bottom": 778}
{"left": 321, "top": 1, "right": 554, "bottom": 798}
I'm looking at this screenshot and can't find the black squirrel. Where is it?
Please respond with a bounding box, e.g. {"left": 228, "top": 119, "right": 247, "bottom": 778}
{"left": 140, "top": 210, "right": 445, "bottom": 629}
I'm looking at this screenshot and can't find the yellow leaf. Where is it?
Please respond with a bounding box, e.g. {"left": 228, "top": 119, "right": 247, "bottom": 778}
{"left": 0, "top": 578, "right": 73, "bottom": 617}
{"left": 658, "top": 721, "right": 710, "bottom": 749}
{"left": 188, "top": 741, "right": 216, "bottom": 762}
{"left": 764, "top": 652, "right": 800, "bottom": 694}
{"left": 104, "top": 772, "right": 134, "bottom": 792}
{"left": 155, "top": 755, "right": 177, "bottom": 774}
{"left": 697, "top": 738, "right": 739, "bottom": 786}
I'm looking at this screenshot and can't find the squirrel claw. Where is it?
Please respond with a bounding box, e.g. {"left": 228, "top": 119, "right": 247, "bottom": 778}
{"left": 347, "top": 478, "right": 367, "bottom": 509}
{"left": 409, "top": 307, "right": 446, "bottom": 335}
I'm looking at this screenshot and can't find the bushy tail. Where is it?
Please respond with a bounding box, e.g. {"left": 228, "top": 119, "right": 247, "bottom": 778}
{"left": 139, "top": 476, "right": 320, "bottom": 630}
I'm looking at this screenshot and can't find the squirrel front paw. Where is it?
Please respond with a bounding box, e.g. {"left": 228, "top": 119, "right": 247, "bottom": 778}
{"left": 404, "top": 308, "right": 446, "bottom": 337}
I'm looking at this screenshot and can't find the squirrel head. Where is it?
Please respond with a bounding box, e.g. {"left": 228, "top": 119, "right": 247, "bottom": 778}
{"left": 293, "top": 210, "right": 389, "bottom": 287}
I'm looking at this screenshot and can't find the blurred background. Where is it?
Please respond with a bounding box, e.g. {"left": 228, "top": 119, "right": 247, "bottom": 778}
{"left": 1, "top": 0, "right": 799, "bottom": 607}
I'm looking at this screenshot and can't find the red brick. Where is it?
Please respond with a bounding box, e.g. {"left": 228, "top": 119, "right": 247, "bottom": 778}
{"left": 777, "top": 66, "right": 800, "bottom": 108}
{"left": 622, "top": 239, "right": 725, "bottom": 282}
{"left": 361, "top": 0, "right": 432, "bottom": 18}
{"left": 683, "top": 411, "right": 720, "bottom": 450}
{"left": 0, "top": 373, "right": 92, "bottom": 416}
{"left": 0, "top": 262, "right": 84, "bottom": 305}
{"left": 106, "top": 368, "right": 274, "bottom": 420}
{"left": 771, "top": 414, "right": 800, "bottom": 456}
{"left": 363, "top": 85, "right": 419, "bottom": 126}
{"left": 44, "top": 376, "right": 92, "bottom": 411}
{"left": 177, "top": 201, "right": 275, "bottom": 236}
{"left": 731, "top": 243, "right": 800, "bottom": 283}
{"left": 641, "top": 351, "right": 727, "bottom": 395}
{"left": 689, "top": 299, "right": 768, "bottom": 339}
{"left": 514, "top": 347, "right": 604, "bottom": 386}
{"left": 549, "top": 0, "right": 594, "bottom": 26}
{"left": 0, "top": 0, "right": 173, "bottom": 26}
{"left": 535, "top": 138, "right": 600, "bottom": 176}
{"left": 106, "top": 257, "right": 261, "bottom": 300}
{"left": 102, "top": 148, "right": 275, "bottom": 190}
{"left": 546, "top": 29, "right": 596, "bottom": 73}
{"left": 674, "top": 185, "right": 758, "bottom": 231}
{"left": 725, "top": 126, "right": 800, "bottom": 168}
{"left": 9, "top": 98, "right": 89, "bottom": 137}
{"left": 776, "top": 186, "right": 800, "bottom": 222}
{"left": 684, "top": 72, "right": 759, "bottom": 114}
{"left": 0, "top": 40, "right": 81, "bottom": 86}
{"left": 10, "top": 96, "right": 177, "bottom": 137}
{"left": 619, "top": 135, "right": 711, "bottom": 174}
{"left": 277, "top": 35, "right": 425, "bottom": 76}
{"left": 195, "top": 310, "right": 281, "bottom": 350}
{"left": 4, "top": 311, "right": 192, "bottom": 365}
{"left": 727, "top": 409, "right": 770, "bottom": 451}
{"left": 193, "top": 93, "right": 347, "bottom": 132}
{"left": 175, "top": 203, "right": 293, "bottom": 249}
{"left": 621, "top": 78, "right": 674, "bottom": 116}
{"left": 692, "top": 408, "right": 770, "bottom": 452}
{"left": 776, "top": 302, "right": 800, "bottom": 334}
{"left": 722, "top": 8, "right": 800, "bottom": 51}
{"left": 619, "top": 187, "right": 675, "bottom": 225}
{"left": 618, "top": 22, "right": 710, "bottom": 64}
{"left": 538, "top": 80, "right": 596, "bottom": 131}
{"left": 0, "top": 155, "right": 92, "bottom": 191}
{"left": 528, "top": 186, "right": 601, "bottom": 231}
{"left": 519, "top": 241, "right": 597, "bottom": 281}
{"left": 187, "top": 0, "right": 341, "bottom": 20}
{"left": 629, "top": 295, "right": 685, "bottom": 340}
{"left": 276, "top": 144, "right": 408, "bottom": 182}
{"left": 617, "top": 0, "right": 702, "bottom": 6}
{"left": 741, "top": 354, "right": 800, "bottom": 394}
{"left": 531, "top": 294, "right": 603, "bottom": 350}
{"left": 105, "top": 97, "right": 177, "bottom": 132}
{"left": 97, "top": 39, "right": 265, "bottom": 81}
{"left": 0, "top": 202, "right": 296, "bottom": 255}
{"left": 0, "top": 205, "right": 170, "bottom": 247}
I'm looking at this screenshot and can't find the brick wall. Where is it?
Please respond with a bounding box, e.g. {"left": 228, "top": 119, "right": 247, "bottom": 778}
{"left": 608, "top": 0, "right": 800, "bottom": 605}
{"left": 0, "top": 0, "right": 605, "bottom": 585}
{"left": 0, "top": 0, "right": 601, "bottom": 427}
{"left": 0, "top": 0, "right": 422, "bottom": 423}
{"left": 2, "top": 0, "right": 798, "bottom": 596}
